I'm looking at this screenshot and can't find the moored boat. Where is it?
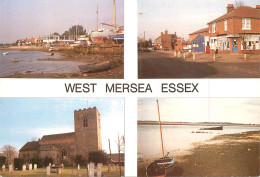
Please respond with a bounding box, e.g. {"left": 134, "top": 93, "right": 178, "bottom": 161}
{"left": 79, "top": 61, "right": 112, "bottom": 73}
{"left": 3, "top": 52, "right": 8, "bottom": 55}
{"left": 200, "top": 126, "right": 223, "bottom": 130}
{"left": 11, "top": 58, "right": 19, "bottom": 62}
{"left": 146, "top": 100, "right": 174, "bottom": 177}
{"left": 46, "top": 52, "right": 54, "bottom": 56}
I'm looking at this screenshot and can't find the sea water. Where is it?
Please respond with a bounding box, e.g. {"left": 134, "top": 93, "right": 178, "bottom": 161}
{"left": 138, "top": 125, "right": 260, "bottom": 158}
{"left": 0, "top": 50, "right": 82, "bottom": 76}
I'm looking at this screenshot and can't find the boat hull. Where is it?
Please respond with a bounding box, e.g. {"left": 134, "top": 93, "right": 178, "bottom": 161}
{"left": 146, "top": 157, "right": 174, "bottom": 177}
{"left": 200, "top": 126, "right": 223, "bottom": 130}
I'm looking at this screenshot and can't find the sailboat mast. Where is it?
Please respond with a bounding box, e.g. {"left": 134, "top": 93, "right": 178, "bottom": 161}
{"left": 113, "top": 0, "right": 117, "bottom": 31}
{"left": 156, "top": 99, "right": 165, "bottom": 161}
{"left": 96, "top": 4, "right": 99, "bottom": 31}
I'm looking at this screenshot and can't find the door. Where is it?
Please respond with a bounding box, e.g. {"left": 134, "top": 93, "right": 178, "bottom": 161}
{"left": 232, "top": 39, "right": 238, "bottom": 53}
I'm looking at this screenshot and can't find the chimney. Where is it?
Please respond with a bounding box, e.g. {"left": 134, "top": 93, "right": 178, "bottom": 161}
{"left": 165, "top": 30, "right": 168, "bottom": 35}
{"left": 256, "top": 5, "right": 260, "bottom": 9}
{"left": 227, "top": 4, "right": 234, "bottom": 13}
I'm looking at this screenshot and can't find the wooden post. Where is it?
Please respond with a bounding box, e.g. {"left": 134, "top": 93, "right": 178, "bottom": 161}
{"left": 193, "top": 54, "right": 195, "bottom": 60}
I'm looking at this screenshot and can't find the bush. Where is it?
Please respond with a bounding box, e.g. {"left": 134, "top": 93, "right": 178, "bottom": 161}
{"left": 43, "top": 157, "right": 53, "bottom": 167}
{"left": 14, "top": 158, "right": 24, "bottom": 170}
{"left": 32, "top": 158, "right": 43, "bottom": 168}
{"left": 88, "top": 150, "right": 108, "bottom": 165}
{"left": 75, "top": 155, "right": 86, "bottom": 166}
{"left": 0, "top": 156, "right": 6, "bottom": 167}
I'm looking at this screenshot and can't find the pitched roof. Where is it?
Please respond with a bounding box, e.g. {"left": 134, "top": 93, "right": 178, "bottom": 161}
{"left": 20, "top": 141, "right": 40, "bottom": 151}
{"left": 208, "top": 6, "right": 260, "bottom": 24}
{"left": 41, "top": 132, "right": 75, "bottom": 142}
{"left": 189, "top": 28, "right": 209, "bottom": 35}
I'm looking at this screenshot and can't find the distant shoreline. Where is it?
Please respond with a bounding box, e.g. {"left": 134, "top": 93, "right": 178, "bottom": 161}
{"left": 137, "top": 120, "right": 260, "bottom": 127}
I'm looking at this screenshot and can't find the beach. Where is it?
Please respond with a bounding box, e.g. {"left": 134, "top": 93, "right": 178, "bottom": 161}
{"left": 0, "top": 46, "right": 124, "bottom": 78}
{"left": 138, "top": 130, "right": 260, "bottom": 176}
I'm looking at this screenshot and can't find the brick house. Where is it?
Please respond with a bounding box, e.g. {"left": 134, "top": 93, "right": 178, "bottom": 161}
{"left": 207, "top": 4, "right": 260, "bottom": 54}
{"left": 154, "top": 30, "right": 177, "bottom": 50}
{"left": 189, "top": 27, "right": 209, "bottom": 43}
{"left": 19, "top": 107, "right": 102, "bottom": 165}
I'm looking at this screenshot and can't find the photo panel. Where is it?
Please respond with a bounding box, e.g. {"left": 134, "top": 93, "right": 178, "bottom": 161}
{"left": 0, "top": 0, "right": 124, "bottom": 78}
{"left": 0, "top": 97, "right": 124, "bottom": 176}
{"left": 138, "top": 0, "right": 260, "bottom": 78}
{"left": 137, "top": 97, "right": 260, "bottom": 176}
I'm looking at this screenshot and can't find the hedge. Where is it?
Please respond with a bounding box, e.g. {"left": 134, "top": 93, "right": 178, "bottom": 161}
{"left": 14, "top": 158, "right": 24, "bottom": 170}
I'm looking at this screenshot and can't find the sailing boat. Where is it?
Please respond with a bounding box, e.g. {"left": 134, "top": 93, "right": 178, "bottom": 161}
{"left": 146, "top": 100, "right": 174, "bottom": 177}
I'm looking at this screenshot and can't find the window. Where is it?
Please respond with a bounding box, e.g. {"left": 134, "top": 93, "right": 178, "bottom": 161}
{"left": 83, "top": 118, "right": 88, "bottom": 127}
{"left": 224, "top": 20, "right": 227, "bottom": 31}
{"left": 192, "top": 42, "right": 198, "bottom": 47}
{"left": 242, "top": 18, "right": 251, "bottom": 30}
{"left": 62, "top": 149, "right": 68, "bottom": 159}
{"left": 212, "top": 23, "right": 216, "bottom": 33}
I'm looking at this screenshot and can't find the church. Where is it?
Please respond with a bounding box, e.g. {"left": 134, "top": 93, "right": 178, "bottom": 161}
{"left": 19, "top": 107, "right": 102, "bottom": 165}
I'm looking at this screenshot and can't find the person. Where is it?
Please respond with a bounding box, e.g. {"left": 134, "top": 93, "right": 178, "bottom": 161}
{"left": 214, "top": 44, "right": 218, "bottom": 55}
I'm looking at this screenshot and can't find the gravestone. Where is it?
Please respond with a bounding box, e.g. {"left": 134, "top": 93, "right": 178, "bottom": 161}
{"left": 46, "top": 166, "right": 50, "bottom": 175}
{"left": 49, "top": 163, "right": 51, "bottom": 167}
{"left": 9, "top": 164, "right": 13, "bottom": 172}
{"left": 34, "top": 164, "right": 37, "bottom": 170}
{"left": 22, "top": 165, "right": 26, "bottom": 171}
{"left": 2, "top": 165, "right": 5, "bottom": 171}
{"left": 97, "top": 163, "right": 102, "bottom": 177}
{"left": 29, "top": 164, "right": 32, "bottom": 170}
{"left": 78, "top": 164, "right": 80, "bottom": 170}
{"left": 88, "top": 163, "right": 94, "bottom": 177}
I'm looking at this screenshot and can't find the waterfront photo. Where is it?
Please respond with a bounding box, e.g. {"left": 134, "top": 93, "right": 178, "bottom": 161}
{"left": 0, "top": 0, "right": 124, "bottom": 78}
{"left": 138, "top": 0, "right": 260, "bottom": 78}
{"left": 137, "top": 98, "right": 260, "bottom": 176}
{"left": 0, "top": 98, "right": 124, "bottom": 176}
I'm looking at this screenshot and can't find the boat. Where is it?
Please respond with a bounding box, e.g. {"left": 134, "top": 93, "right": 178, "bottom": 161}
{"left": 46, "top": 52, "right": 54, "bottom": 56}
{"left": 79, "top": 61, "right": 112, "bottom": 73}
{"left": 3, "top": 52, "right": 8, "bottom": 55}
{"left": 146, "top": 100, "right": 174, "bottom": 177}
{"left": 200, "top": 126, "right": 223, "bottom": 130}
{"left": 11, "top": 58, "right": 19, "bottom": 62}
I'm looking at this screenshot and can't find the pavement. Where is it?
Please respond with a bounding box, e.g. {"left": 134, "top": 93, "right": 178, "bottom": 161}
{"left": 138, "top": 50, "right": 260, "bottom": 78}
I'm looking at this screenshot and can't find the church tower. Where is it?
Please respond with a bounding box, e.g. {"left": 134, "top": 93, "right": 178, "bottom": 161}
{"left": 74, "top": 107, "right": 102, "bottom": 159}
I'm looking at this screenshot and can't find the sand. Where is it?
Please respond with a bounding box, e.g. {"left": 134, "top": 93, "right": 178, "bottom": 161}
{"left": 138, "top": 130, "right": 260, "bottom": 176}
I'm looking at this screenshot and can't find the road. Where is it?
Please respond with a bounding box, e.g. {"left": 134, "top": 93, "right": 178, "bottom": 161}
{"left": 138, "top": 51, "right": 260, "bottom": 78}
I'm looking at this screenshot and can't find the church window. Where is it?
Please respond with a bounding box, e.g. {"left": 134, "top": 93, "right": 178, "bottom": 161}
{"left": 62, "top": 149, "right": 68, "bottom": 159}
{"left": 83, "top": 118, "right": 88, "bottom": 127}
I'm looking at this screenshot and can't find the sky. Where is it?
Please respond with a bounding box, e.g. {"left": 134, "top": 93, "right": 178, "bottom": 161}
{"left": 138, "top": 98, "right": 260, "bottom": 124}
{"left": 0, "top": 98, "right": 124, "bottom": 154}
{"left": 0, "top": 0, "right": 124, "bottom": 43}
{"left": 138, "top": 0, "right": 260, "bottom": 41}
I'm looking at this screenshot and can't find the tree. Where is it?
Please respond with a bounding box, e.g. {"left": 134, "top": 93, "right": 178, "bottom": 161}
{"left": 234, "top": 0, "right": 245, "bottom": 8}
{"left": 52, "top": 32, "right": 60, "bottom": 36}
{"left": 108, "top": 139, "right": 112, "bottom": 172}
{"left": 1, "top": 145, "right": 18, "bottom": 165}
{"left": 62, "top": 25, "right": 86, "bottom": 37}
{"left": 88, "top": 151, "right": 108, "bottom": 166}
{"left": 116, "top": 134, "right": 125, "bottom": 176}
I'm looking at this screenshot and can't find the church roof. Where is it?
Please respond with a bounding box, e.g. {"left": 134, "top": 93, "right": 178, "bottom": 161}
{"left": 20, "top": 141, "right": 40, "bottom": 151}
{"left": 41, "top": 132, "right": 75, "bottom": 141}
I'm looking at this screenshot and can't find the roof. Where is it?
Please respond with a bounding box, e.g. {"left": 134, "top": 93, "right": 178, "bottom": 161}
{"left": 208, "top": 6, "right": 260, "bottom": 24}
{"left": 41, "top": 132, "right": 75, "bottom": 142}
{"left": 20, "top": 141, "right": 40, "bottom": 151}
{"left": 169, "top": 34, "right": 177, "bottom": 39}
{"left": 189, "top": 28, "right": 209, "bottom": 35}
